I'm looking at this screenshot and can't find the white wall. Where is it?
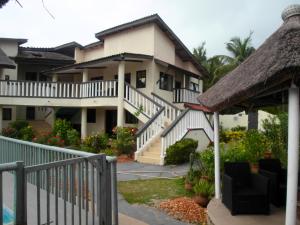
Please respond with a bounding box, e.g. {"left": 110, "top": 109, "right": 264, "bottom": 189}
{"left": 220, "top": 110, "right": 273, "bottom": 130}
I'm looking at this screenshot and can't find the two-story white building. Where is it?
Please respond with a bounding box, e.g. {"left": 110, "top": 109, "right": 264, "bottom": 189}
{"left": 0, "top": 15, "right": 214, "bottom": 164}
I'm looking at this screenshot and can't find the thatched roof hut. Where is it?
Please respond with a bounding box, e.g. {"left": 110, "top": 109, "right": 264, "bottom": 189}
{"left": 0, "top": 48, "right": 15, "bottom": 69}
{"left": 197, "top": 4, "right": 300, "bottom": 112}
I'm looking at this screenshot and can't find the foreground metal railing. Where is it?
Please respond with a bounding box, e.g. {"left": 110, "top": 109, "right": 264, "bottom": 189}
{"left": 0, "top": 135, "right": 118, "bottom": 225}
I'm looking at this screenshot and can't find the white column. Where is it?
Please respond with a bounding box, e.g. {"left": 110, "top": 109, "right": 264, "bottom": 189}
{"left": 214, "top": 111, "right": 221, "bottom": 199}
{"left": 82, "top": 69, "right": 88, "bottom": 82}
{"left": 52, "top": 74, "right": 58, "bottom": 82}
{"left": 81, "top": 107, "right": 87, "bottom": 139}
{"left": 183, "top": 74, "right": 186, "bottom": 88}
{"left": 285, "top": 84, "right": 299, "bottom": 225}
{"left": 117, "top": 61, "right": 125, "bottom": 127}
{"left": 0, "top": 106, "right": 2, "bottom": 132}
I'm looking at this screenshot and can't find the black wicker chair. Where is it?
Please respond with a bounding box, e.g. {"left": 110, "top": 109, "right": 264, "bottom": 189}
{"left": 222, "top": 162, "right": 270, "bottom": 215}
{"left": 258, "top": 159, "right": 288, "bottom": 207}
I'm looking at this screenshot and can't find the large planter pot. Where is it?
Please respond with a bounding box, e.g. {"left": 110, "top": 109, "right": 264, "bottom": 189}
{"left": 184, "top": 182, "right": 193, "bottom": 191}
{"left": 193, "top": 195, "right": 209, "bottom": 207}
{"left": 251, "top": 163, "right": 258, "bottom": 173}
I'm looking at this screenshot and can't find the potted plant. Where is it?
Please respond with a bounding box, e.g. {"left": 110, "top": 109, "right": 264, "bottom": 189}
{"left": 193, "top": 179, "right": 214, "bottom": 207}
{"left": 263, "top": 150, "right": 272, "bottom": 159}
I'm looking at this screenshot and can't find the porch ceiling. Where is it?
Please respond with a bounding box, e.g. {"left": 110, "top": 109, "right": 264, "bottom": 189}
{"left": 43, "top": 53, "right": 153, "bottom": 75}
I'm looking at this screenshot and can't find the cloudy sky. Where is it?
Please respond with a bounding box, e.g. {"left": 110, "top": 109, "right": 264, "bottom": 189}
{"left": 0, "top": 0, "right": 298, "bottom": 56}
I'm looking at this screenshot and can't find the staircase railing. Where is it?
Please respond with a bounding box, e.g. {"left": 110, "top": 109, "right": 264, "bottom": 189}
{"left": 152, "top": 92, "right": 181, "bottom": 122}
{"left": 0, "top": 80, "right": 117, "bottom": 98}
{"left": 161, "top": 109, "right": 214, "bottom": 157}
{"left": 135, "top": 106, "right": 165, "bottom": 158}
{"left": 124, "top": 83, "right": 161, "bottom": 118}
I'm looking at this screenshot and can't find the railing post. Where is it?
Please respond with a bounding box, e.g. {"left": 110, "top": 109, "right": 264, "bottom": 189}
{"left": 111, "top": 160, "right": 118, "bottom": 225}
{"left": 15, "top": 161, "right": 27, "bottom": 225}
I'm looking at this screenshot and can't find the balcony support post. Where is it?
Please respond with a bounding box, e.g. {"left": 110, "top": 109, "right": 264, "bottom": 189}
{"left": 82, "top": 68, "right": 89, "bottom": 82}
{"left": 285, "top": 84, "right": 299, "bottom": 225}
{"left": 52, "top": 74, "right": 58, "bottom": 82}
{"left": 117, "top": 61, "right": 125, "bottom": 127}
{"left": 81, "top": 107, "right": 87, "bottom": 139}
{"left": 214, "top": 111, "right": 221, "bottom": 199}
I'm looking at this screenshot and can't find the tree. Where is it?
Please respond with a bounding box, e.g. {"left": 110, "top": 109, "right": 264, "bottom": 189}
{"left": 221, "top": 32, "right": 255, "bottom": 67}
{"left": 193, "top": 42, "right": 207, "bottom": 64}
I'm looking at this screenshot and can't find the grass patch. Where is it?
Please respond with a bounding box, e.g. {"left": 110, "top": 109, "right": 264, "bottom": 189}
{"left": 118, "top": 178, "right": 192, "bottom": 205}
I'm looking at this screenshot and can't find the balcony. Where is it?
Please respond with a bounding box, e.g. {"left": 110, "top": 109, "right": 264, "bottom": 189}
{"left": 173, "top": 88, "right": 200, "bottom": 104}
{"left": 0, "top": 80, "right": 118, "bottom": 107}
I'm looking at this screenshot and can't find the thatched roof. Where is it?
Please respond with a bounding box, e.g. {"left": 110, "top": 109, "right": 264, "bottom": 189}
{"left": 0, "top": 48, "right": 15, "bottom": 69}
{"left": 197, "top": 5, "right": 300, "bottom": 112}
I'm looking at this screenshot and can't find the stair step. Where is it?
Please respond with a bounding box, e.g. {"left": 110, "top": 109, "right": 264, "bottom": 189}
{"left": 137, "top": 156, "right": 161, "bottom": 165}
{"left": 142, "top": 151, "right": 161, "bottom": 157}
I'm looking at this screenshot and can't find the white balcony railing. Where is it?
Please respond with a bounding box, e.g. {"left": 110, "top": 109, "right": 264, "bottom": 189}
{"left": 173, "top": 88, "right": 200, "bottom": 104}
{"left": 0, "top": 80, "right": 117, "bottom": 98}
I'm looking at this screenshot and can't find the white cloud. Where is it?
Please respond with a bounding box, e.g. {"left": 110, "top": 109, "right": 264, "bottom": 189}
{"left": 0, "top": 0, "right": 297, "bottom": 56}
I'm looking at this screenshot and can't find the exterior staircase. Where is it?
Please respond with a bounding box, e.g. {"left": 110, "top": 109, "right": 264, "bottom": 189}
{"left": 28, "top": 120, "right": 52, "bottom": 136}
{"left": 124, "top": 84, "right": 214, "bottom": 165}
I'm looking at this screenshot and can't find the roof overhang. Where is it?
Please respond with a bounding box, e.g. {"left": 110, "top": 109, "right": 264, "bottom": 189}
{"left": 0, "top": 48, "right": 16, "bottom": 69}
{"left": 154, "top": 58, "right": 202, "bottom": 79}
{"left": 43, "top": 53, "right": 153, "bottom": 75}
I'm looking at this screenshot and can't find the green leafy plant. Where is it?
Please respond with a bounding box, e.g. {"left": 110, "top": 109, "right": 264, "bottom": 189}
{"left": 193, "top": 179, "right": 214, "bottom": 198}
{"left": 102, "top": 148, "right": 116, "bottom": 156}
{"left": 81, "top": 133, "right": 109, "bottom": 153}
{"left": 134, "top": 105, "right": 144, "bottom": 117}
{"left": 1, "top": 127, "right": 18, "bottom": 138}
{"left": 244, "top": 129, "right": 267, "bottom": 163}
{"left": 47, "top": 136, "right": 65, "bottom": 147}
{"left": 165, "top": 138, "right": 198, "bottom": 165}
{"left": 20, "top": 125, "right": 34, "bottom": 141}
{"left": 198, "top": 148, "right": 215, "bottom": 179}
{"left": 67, "top": 129, "right": 80, "bottom": 146}
{"left": 52, "top": 119, "right": 73, "bottom": 143}
{"left": 10, "top": 120, "right": 29, "bottom": 131}
{"left": 231, "top": 125, "right": 246, "bottom": 131}
{"left": 111, "top": 127, "right": 135, "bottom": 155}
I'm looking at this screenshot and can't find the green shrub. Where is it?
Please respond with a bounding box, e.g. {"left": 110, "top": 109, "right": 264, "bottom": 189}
{"left": 231, "top": 125, "right": 246, "bottom": 131}
{"left": 10, "top": 120, "right": 29, "bottom": 131}
{"left": 165, "top": 138, "right": 198, "bottom": 165}
{"left": 52, "top": 119, "right": 73, "bottom": 142}
{"left": 223, "top": 130, "right": 245, "bottom": 142}
{"left": 20, "top": 125, "right": 34, "bottom": 141}
{"left": 81, "top": 133, "right": 109, "bottom": 153}
{"left": 47, "top": 136, "right": 65, "bottom": 147}
{"left": 244, "top": 129, "right": 267, "bottom": 163}
{"left": 193, "top": 179, "right": 214, "bottom": 198}
{"left": 33, "top": 132, "right": 52, "bottom": 144}
{"left": 262, "top": 113, "right": 287, "bottom": 167}
{"left": 111, "top": 127, "right": 135, "bottom": 155}
{"left": 198, "top": 148, "right": 215, "bottom": 179}
{"left": 102, "top": 148, "right": 116, "bottom": 156}
{"left": 1, "top": 127, "right": 18, "bottom": 138}
{"left": 221, "top": 141, "right": 247, "bottom": 169}
{"left": 67, "top": 129, "right": 80, "bottom": 146}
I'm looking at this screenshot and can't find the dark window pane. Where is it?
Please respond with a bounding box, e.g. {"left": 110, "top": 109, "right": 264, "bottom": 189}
{"left": 87, "top": 108, "right": 96, "bottom": 123}
{"left": 3, "top": 108, "right": 12, "bottom": 121}
{"left": 136, "top": 70, "right": 146, "bottom": 88}
{"left": 125, "top": 110, "right": 138, "bottom": 124}
{"left": 4, "top": 75, "right": 9, "bottom": 81}
{"left": 91, "top": 76, "right": 103, "bottom": 81}
{"left": 25, "top": 72, "right": 37, "bottom": 81}
{"left": 159, "top": 72, "right": 173, "bottom": 91}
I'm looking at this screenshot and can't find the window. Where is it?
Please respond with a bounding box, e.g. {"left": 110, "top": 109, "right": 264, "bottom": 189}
{"left": 87, "top": 109, "right": 96, "bottom": 123}
{"left": 4, "top": 75, "right": 9, "bottom": 81}
{"left": 25, "top": 72, "right": 37, "bottom": 81}
{"left": 3, "top": 108, "right": 12, "bottom": 121}
{"left": 125, "top": 110, "right": 138, "bottom": 124}
{"left": 190, "top": 81, "right": 199, "bottom": 92}
{"left": 159, "top": 72, "right": 173, "bottom": 91}
{"left": 136, "top": 70, "right": 146, "bottom": 88}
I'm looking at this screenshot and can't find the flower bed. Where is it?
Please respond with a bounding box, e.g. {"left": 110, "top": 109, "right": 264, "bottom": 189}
{"left": 159, "top": 197, "right": 207, "bottom": 224}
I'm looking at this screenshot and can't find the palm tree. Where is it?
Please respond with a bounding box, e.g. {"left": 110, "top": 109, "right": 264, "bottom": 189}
{"left": 221, "top": 32, "right": 255, "bottom": 66}
{"left": 193, "top": 42, "right": 207, "bottom": 64}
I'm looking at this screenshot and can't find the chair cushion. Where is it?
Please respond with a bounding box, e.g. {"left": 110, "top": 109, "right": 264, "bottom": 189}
{"left": 235, "top": 188, "right": 264, "bottom": 197}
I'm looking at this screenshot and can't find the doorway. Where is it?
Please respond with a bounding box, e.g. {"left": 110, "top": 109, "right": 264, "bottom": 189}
{"left": 105, "top": 110, "right": 117, "bottom": 135}
{"left": 26, "top": 107, "right": 35, "bottom": 120}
